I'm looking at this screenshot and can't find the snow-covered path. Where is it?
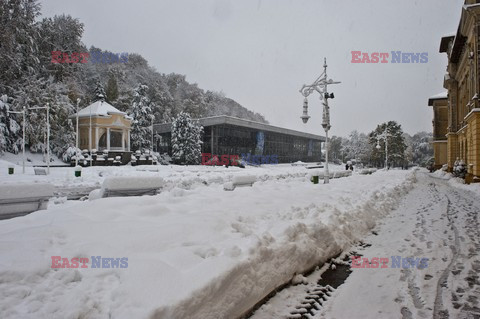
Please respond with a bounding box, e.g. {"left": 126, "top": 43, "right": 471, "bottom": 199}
{"left": 252, "top": 172, "right": 480, "bottom": 319}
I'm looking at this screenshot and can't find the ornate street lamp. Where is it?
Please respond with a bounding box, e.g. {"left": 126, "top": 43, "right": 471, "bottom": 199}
{"left": 299, "top": 58, "right": 340, "bottom": 184}
{"left": 376, "top": 127, "right": 391, "bottom": 170}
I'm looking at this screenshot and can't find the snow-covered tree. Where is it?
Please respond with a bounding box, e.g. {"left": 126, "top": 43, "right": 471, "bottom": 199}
{"left": 341, "top": 130, "right": 370, "bottom": 163}
{"left": 130, "top": 84, "right": 153, "bottom": 151}
{"left": 328, "top": 136, "right": 343, "bottom": 162}
{"left": 369, "top": 121, "right": 407, "bottom": 167}
{"left": 106, "top": 74, "right": 119, "bottom": 103}
{"left": 93, "top": 81, "right": 106, "bottom": 102}
{"left": 0, "top": 0, "right": 42, "bottom": 95}
{"left": 171, "top": 112, "right": 203, "bottom": 165}
{"left": 406, "top": 132, "right": 433, "bottom": 166}
{"left": 0, "top": 94, "right": 22, "bottom": 154}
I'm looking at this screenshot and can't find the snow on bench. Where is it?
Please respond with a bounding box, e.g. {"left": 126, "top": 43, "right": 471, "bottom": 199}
{"left": 359, "top": 168, "right": 377, "bottom": 175}
{"left": 332, "top": 170, "right": 352, "bottom": 178}
{"left": 224, "top": 175, "right": 256, "bottom": 191}
{"left": 0, "top": 182, "right": 54, "bottom": 217}
{"left": 34, "top": 167, "right": 47, "bottom": 175}
{"left": 94, "top": 176, "right": 165, "bottom": 198}
{"left": 308, "top": 170, "right": 352, "bottom": 180}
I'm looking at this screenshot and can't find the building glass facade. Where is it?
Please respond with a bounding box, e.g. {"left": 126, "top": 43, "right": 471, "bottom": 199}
{"left": 154, "top": 116, "right": 324, "bottom": 164}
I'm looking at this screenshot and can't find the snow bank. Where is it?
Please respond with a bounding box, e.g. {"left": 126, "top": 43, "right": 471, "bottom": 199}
{"left": 0, "top": 169, "right": 415, "bottom": 319}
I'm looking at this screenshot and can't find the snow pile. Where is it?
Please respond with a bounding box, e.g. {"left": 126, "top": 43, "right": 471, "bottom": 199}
{"left": 0, "top": 182, "right": 54, "bottom": 200}
{"left": 231, "top": 174, "right": 256, "bottom": 185}
{"left": 0, "top": 169, "right": 415, "bottom": 318}
{"left": 0, "top": 182, "right": 54, "bottom": 215}
{"left": 102, "top": 176, "right": 165, "bottom": 191}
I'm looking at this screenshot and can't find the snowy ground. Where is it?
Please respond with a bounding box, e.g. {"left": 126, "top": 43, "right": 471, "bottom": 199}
{"left": 251, "top": 171, "right": 480, "bottom": 319}
{"left": 0, "top": 159, "right": 415, "bottom": 319}
{"left": 0, "top": 151, "right": 66, "bottom": 167}
{"left": 0, "top": 157, "right": 342, "bottom": 199}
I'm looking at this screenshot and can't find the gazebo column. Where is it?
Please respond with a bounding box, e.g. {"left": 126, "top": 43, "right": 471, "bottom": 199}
{"left": 127, "top": 130, "right": 130, "bottom": 151}
{"left": 95, "top": 127, "right": 99, "bottom": 150}
{"left": 107, "top": 128, "right": 111, "bottom": 151}
{"left": 89, "top": 126, "right": 92, "bottom": 151}
{"left": 122, "top": 130, "right": 125, "bottom": 151}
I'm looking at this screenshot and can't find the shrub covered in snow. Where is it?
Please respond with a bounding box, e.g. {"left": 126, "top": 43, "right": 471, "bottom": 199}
{"left": 453, "top": 159, "right": 467, "bottom": 179}
{"left": 62, "top": 146, "right": 80, "bottom": 163}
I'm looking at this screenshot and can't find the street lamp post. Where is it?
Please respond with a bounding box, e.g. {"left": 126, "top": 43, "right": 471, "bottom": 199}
{"left": 89, "top": 102, "right": 92, "bottom": 167}
{"left": 75, "top": 98, "right": 80, "bottom": 167}
{"left": 8, "top": 104, "right": 51, "bottom": 174}
{"left": 376, "top": 127, "right": 391, "bottom": 170}
{"left": 151, "top": 116, "right": 154, "bottom": 152}
{"left": 299, "top": 58, "right": 340, "bottom": 184}
{"left": 29, "top": 104, "right": 50, "bottom": 174}
{"left": 7, "top": 107, "right": 26, "bottom": 173}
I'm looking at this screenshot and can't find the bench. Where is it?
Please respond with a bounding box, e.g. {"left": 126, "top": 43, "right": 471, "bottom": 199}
{"left": 95, "top": 176, "right": 165, "bottom": 199}
{"left": 0, "top": 183, "right": 54, "bottom": 218}
{"left": 34, "top": 167, "right": 47, "bottom": 175}
{"left": 224, "top": 175, "right": 256, "bottom": 191}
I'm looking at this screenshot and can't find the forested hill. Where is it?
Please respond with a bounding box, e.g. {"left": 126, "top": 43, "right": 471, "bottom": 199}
{"left": 0, "top": 0, "right": 267, "bottom": 158}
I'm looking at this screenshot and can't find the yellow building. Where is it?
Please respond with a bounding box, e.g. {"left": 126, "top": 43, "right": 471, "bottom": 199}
{"left": 73, "top": 100, "right": 132, "bottom": 152}
{"left": 440, "top": 1, "right": 480, "bottom": 182}
{"left": 428, "top": 92, "right": 448, "bottom": 169}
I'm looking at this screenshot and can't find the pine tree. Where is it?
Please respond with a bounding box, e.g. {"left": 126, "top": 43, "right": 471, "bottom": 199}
{"left": 106, "top": 75, "right": 119, "bottom": 103}
{"left": 171, "top": 111, "right": 203, "bottom": 165}
{"left": 130, "top": 84, "right": 153, "bottom": 151}
{"left": 94, "top": 81, "right": 106, "bottom": 102}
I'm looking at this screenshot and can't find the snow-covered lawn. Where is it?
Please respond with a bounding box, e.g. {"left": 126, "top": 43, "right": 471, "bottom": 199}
{"left": 0, "top": 160, "right": 415, "bottom": 318}
{"left": 0, "top": 157, "right": 343, "bottom": 193}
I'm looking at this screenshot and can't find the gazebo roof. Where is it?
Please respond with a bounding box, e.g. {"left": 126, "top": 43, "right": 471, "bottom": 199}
{"left": 73, "top": 100, "right": 128, "bottom": 119}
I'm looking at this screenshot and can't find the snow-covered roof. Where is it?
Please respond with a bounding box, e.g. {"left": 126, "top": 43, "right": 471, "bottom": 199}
{"left": 428, "top": 91, "right": 448, "bottom": 106}
{"left": 73, "top": 100, "right": 127, "bottom": 118}
{"left": 429, "top": 92, "right": 448, "bottom": 100}
{"left": 464, "top": 3, "right": 480, "bottom": 10}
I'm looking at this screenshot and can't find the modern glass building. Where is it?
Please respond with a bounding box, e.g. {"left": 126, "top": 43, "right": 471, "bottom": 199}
{"left": 154, "top": 116, "right": 325, "bottom": 163}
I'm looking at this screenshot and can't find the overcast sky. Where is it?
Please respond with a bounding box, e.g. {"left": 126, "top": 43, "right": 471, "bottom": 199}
{"left": 42, "top": 0, "right": 463, "bottom": 138}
